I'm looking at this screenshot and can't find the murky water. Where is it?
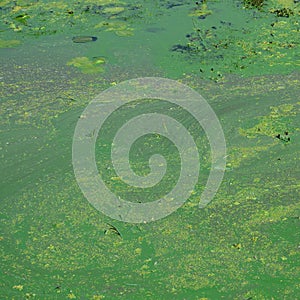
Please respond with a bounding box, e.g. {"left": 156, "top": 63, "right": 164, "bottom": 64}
{"left": 1, "top": 0, "right": 299, "bottom": 299}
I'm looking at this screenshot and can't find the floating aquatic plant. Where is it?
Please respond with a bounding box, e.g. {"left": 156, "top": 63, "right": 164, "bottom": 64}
{"left": 95, "top": 20, "right": 134, "bottom": 36}
{"left": 102, "top": 6, "right": 125, "bottom": 15}
{"left": 0, "top": 39, "right": 21, "bottom": 48}
{"left": 66, "top": 56, "right": 105, "bottom": 74}
{"left": 84, "top": 0, "right": 124, "bottom": 4}
{"left": 239, "top": 103, "right": 298, "bottom": 139}
{"left": 0, "top": 0, "right": 132, "bottom": 36}
{"left": 172, "top": 0, "right": 300, "bottom": 81}
{"left": 243, "top": 0, "right": 265, "bottom": 9}
{"left": 188, "top": 2, "right": 212, "bottom": 18}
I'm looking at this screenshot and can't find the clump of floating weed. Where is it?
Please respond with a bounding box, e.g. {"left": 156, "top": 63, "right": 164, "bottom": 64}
{"left": 66, "top": 56, "right": 106, "bottom": 74}
{"left": 243, "top": 0, "right": 265, "bottom": 10}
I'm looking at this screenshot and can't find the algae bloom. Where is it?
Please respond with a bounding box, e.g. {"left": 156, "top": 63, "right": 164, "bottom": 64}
{"left": 0, "top": 39, "right": 21, "bottom": 48}
{"left": 66, "top": 56, "right": 105, "bottom": 74}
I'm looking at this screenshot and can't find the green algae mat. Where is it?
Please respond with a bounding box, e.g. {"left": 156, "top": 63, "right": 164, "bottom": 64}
{"left": 1, "top": 0, "right": 299, "bottom": 299}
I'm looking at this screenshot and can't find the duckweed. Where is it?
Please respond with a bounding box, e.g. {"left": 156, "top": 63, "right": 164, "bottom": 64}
{"left": 95, "top": 20, "right": 134, "bottom": 36}
{"left": 239, "top": 103, "right": 299, "bottom": 139}
{"left": 1, "top": 0, "right": 299, "bottom": 299}
{"left": 0, "top": 39, "right": 21, "bottom": 48}
{"left": 66, "top": 56, "right": 105, "bottom": 74}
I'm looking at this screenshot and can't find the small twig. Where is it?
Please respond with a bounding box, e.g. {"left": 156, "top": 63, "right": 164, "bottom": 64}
{"left": 104, "top": 223, "right": 122, "bottom": 238}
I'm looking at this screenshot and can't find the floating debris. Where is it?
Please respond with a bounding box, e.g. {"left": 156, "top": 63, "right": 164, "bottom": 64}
{"left": 275, "top": 131, "right": 291, "bottom": 143}
{"left": 104, "top": 223, "right": 122, "bottom": 238}
{"left": 72, "top": 36, "right": 97, "bottom": 43}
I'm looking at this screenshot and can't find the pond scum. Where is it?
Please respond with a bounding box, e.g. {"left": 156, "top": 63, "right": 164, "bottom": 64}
{"left": 0, "top": 0, "right": 299, "bottom": 76}
{"left": 0, "top": 0, "right": 299, "bottom": 299}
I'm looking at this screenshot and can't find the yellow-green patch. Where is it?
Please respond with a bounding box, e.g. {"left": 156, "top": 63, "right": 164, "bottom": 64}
{"left": 239, "top": 103, "right": 298, "bottom": 139}
{"left": 66, "top": 56, "right": 105, "bottom": 74}
{"left": 95, "top": 20, "right": 134, "bottom": 37}
{"left": 0, "top": 39, "right": 21, "bottom": 48}
{"left": 102, "top": 6, "right": 125, "bottom": 15}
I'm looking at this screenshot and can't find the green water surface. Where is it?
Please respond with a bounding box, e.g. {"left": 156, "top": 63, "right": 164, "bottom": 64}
{"left": 1, "top": 0, "right": 299, "bottom": 299}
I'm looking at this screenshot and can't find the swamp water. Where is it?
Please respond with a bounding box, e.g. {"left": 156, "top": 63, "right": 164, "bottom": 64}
{"left": 0, "top": 0, "right": 299, "bottom": 299}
